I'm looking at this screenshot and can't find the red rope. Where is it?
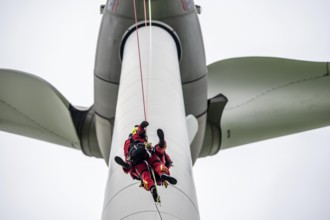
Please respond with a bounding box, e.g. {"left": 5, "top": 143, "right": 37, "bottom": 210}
{"left": 181, "top": 0, "right": 187, "bottom": 12}
{"left": 133, "top": 0, "right": 147, "bottom": 121}
{"left": 143, "top": 0, "right": 149, "bottom": 118}
{"left": 143, "top": 0, "right": 148, "bottom": 26}
{"left": 114, "top": 0, "right": 119, "bottom": 12}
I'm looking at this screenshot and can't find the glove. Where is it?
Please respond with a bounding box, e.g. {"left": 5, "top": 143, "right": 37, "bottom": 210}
{"left": 140, "top": 121, "right": 149, "bottom": 128}
{"left": 145, "top": 142, "right": 152, "bottom": 150}
{"left": 165, "top": 161, "right": 173, "bottom": 168}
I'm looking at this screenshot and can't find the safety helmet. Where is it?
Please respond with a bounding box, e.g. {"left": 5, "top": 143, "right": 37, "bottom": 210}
{"left": 131, "top": 125, "right": 138, "bottom": 135}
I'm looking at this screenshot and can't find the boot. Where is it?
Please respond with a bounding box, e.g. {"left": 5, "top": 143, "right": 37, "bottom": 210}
{"left": 140, "top": 121, "right": 149, "bottom": 128}
{"left": 157, "top": 129, "right": 165, "bottom": 148}
{"left": 160, "top": 174, "right": 177, "bottom": 185}
{"left": 150, "top": 186, "right": 159, "bottom": 202}
{"left": 114, "top": 156, "right": 130, "bottom": 169}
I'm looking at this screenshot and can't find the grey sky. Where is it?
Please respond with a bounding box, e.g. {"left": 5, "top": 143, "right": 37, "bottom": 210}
{"left": 1, "top": 0, "right": 330, "bottom": 220}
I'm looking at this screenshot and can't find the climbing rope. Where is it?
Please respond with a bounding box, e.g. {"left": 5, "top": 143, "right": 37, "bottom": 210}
{"left": 147, "top": 0, "right": 152, "bottom": 123}
{"left": 143, "top": 0, "right": 150, "bottom": 119}
{"left": 150, "top": 164, "right": 163, "bottom": 220}
{"left": 145, "top": 4, "right": 163, "bottom": 219}
{"left": 132, "top": 1, "right": 163, "bottom": 219}
{"left": 133, "top": 0, "right": 147, "bottom": 121}
{"left": 143, "top": 0, "right": 148, "bottom": 26}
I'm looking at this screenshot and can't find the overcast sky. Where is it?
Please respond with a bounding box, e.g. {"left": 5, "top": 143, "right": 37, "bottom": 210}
{"left": 1, "top": 0, "right": 330, "bottom": 220}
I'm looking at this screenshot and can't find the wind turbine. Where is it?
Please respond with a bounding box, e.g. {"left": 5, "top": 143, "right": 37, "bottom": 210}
{"left": 0, "top": 0, "right": 330, "bottom": 220}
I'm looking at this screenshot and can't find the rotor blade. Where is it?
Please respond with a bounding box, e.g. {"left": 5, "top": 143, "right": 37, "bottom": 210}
{"left": 0, "top": 69, "right": 81, "bottom": 149}
{"left": 205, "top": 57, "right": 330, "bottom": 152}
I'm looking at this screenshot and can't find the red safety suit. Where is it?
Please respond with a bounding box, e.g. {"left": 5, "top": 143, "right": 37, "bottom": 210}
{"left": 122, "top": 124, "right": 148, "bottom": 179}
{"left": 133, "top": 141, "right": 174, "bottom": 191}
{"left": 134, "top": 153, "right": 170, "bottom": 191}
{"left": 154, "top": 141, "right": 173, "bottom": 168}
{"left": 121, "top": 124, "right": 173, "bottom": 191}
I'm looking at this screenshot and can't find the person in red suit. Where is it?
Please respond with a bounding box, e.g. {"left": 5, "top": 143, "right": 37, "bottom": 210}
{"left": 115, "top": 121, "right": 176, "bottom": 202}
